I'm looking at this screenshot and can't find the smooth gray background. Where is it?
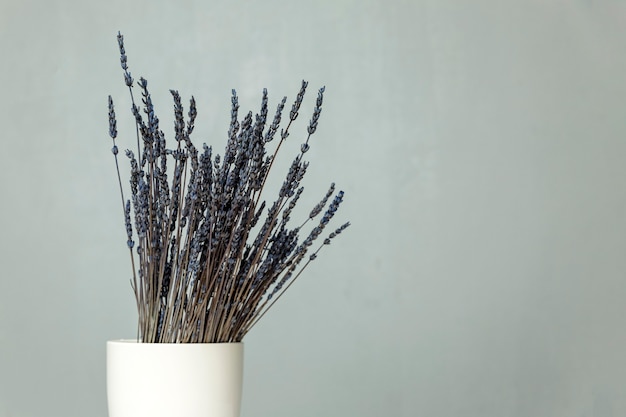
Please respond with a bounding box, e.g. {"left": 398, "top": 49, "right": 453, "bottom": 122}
{"left": 2, "top": 0, "right": 626, "bottom": 416}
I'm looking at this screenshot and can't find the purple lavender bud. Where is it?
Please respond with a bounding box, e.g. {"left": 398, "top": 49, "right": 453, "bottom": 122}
{"left": 336, "top": 222, "right": 350, "bottom": 233}
{"left": 111, "top": 145, "right": 118, "bottom": 155}
{"left": 290, "top": 80, "right": 308, "bottom": 121}
{"left": 124, "top": 200, "right": 133, "bottom": 244}
{"left": 254, "top": 88, "right": 269, "bottom": 138}
{"left": 320, "top": 191, "right": 344, "bottom": 225}
{"left": 108, "top": 96, "right": 117, "bottom": 139}
{"left": 124, "top": 72, "right": 133, "bottom": 87}
{"left": 187, "top": 96, "right": 197, "bottom": 134}
{"left": 170, "top": 90, "right": 185, "bottom": 142}
{"left": 296, "top": 162, "right": 308, "bottom": 182}
{"left": 309, "top": 183, "right": 335, "bottom": 219}
{"left": 307, "top": 86, "right": 325, "bottom": 135}
{"left": 117, "top": 32, "right": 133, "bottom": 86}
{"left": 117, "top": 32, "right": 125, "bottom": 56}
{"left": 265, "top": 96, "right": 286, "bottom": 143}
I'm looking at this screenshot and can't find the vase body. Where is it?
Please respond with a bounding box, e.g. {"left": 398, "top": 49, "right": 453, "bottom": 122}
{"left": 107, "top": 340, "right": 243, "bottom": 417}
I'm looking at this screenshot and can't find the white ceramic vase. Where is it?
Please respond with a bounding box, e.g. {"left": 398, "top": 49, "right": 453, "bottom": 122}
{"left": 107, "top": 340, "right": 244, "bottom": 417}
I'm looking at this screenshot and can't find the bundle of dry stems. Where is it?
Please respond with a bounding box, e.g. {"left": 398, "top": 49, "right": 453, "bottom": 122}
{"left": 106, "top": 32, "right": 349, "bottom": 343}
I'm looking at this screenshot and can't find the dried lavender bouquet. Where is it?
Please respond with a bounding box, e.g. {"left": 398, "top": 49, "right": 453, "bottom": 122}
{"left": 106, "top": 33, "right": 349, "bottom": 343}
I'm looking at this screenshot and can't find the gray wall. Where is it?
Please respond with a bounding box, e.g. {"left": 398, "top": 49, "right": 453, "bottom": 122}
{"left": 1, "top": 1, "right": 626, "bottom": 416}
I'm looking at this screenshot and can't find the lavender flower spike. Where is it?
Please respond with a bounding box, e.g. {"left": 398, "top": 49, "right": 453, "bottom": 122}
{"left": 117, "top": 31, "right": 133, "bottom": 87}
{"left": 309, "top": 183, "right": 335, "bottom": 219}
{"left": 307, "top": 86, "right": 325, "bottom": 135}
{"left": 108, "top": 95, "right": 117, "bottom": 139}
{"left": 289, "top": 80, "right": 308, "bottom": 121}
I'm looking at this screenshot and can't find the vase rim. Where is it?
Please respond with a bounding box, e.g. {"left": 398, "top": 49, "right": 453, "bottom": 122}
{"left": 108, "top": 339, "right": 243, "bottom": 345}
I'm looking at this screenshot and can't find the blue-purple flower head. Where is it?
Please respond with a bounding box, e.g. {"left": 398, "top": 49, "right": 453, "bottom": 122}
{"left": 320, "top": 191, "right": 344, "bottom": 225}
